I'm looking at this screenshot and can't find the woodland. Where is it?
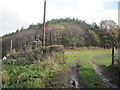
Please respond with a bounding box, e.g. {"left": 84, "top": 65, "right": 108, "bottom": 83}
{"left": 2, "top": 18, "right": 119, "bottom": 57}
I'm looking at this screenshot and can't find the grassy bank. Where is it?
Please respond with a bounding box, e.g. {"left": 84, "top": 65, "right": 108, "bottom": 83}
{"left": 2, "top": 57, "right": 66, "bottom": 88}
{"left": 2, "top": 46, "right": 65, "bottom": 88}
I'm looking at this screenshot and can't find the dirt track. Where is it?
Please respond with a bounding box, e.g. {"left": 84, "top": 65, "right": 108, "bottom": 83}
{"left": 58, "top": 63, "right": 83, "bottom": 88}
{"left": 88, "top": 58, "right": 119, "bottom": 88}
{"left": 59, "top": 51, "right": 120, "bottom": 88}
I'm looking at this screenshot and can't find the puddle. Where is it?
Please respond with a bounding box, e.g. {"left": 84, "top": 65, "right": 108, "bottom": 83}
{"left": 89, "top": 60, "right": 118, "bottom": 88}
{"left": 59, "top": 63, "right": 82, "bottom": 88}
{"left": 70, "top": 64, "right": 81, "bottom": 88}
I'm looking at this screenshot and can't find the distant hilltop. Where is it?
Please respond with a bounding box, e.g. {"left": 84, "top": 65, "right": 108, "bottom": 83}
{"left": 2, "top": 18, "right": 118, "bottom": 57}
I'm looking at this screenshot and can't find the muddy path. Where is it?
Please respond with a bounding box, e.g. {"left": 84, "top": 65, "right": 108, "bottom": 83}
{"left": 59, "top": 51, "right": 119, "bottom": 88}
{"left": 88, "top": 59, "right": 119, "bottom": 88}
{"left": 58, "top": 61, "right": 83, "bottom": 88}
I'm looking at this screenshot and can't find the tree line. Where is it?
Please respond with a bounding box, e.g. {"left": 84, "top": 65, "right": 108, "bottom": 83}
{"left": 2, "top": 18, "right": 119, "bottom": 56}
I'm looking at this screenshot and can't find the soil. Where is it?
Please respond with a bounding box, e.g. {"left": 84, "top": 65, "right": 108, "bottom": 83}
{"left": 58, "top": 60, "right": 83, "bottom": 88}
{"left": 89, "top": 59, "right": 120, "bottom": 88}
{"left": 59, "top": 52, "right": 120, "bottom": 88}
{"left": 100, "top": 65, "right": 120, "bottom": 88}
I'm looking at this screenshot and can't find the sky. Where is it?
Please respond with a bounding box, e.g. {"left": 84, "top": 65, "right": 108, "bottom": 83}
{"left": 0, "top": 0, "right": 119, "bottom": 36}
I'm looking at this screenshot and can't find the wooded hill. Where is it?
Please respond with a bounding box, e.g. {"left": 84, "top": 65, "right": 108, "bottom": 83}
{"left": 2, "top": 18, "right": 118, "bottom": 56}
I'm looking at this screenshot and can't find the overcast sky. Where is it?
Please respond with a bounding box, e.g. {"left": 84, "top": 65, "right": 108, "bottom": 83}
{"left": 0, "top": 0, "right": 119, "bottom": 36}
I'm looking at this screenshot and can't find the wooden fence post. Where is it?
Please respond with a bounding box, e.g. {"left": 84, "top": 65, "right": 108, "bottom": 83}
{"left": 10, "top": 40, "right": 13, "bottom": 54}
{"left": 112, "top": 47, "right": 114, "bottom": 65}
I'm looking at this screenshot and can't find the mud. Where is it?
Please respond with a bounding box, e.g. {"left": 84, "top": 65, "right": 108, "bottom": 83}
{"left": 58, "top": 64, "right": 82, "bottom": 88}
{"left": 89, "top": 60, "right": 119, "bottom": 88}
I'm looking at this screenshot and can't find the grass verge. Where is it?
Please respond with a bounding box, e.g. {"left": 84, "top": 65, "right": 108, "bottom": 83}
{"left": 2, "top": 55, "right": 66, "bottom": 88}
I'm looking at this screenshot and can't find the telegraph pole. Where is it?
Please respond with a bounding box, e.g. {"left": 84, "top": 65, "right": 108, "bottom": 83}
{"left": 10, "top": 40, "right": 12, "bottom": 54}
{"left": 42, "top": 0, "right": 46, "bottom": 47}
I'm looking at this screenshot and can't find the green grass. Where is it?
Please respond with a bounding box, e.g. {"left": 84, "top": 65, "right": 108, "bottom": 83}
{"left": 92, "top": 49, "right": 118, "bottom": 67}
{"left": 92, "top": 54, "right": 112, "bottom": 66}
{"left": 3, "top": 48, "right": 117, "bottom": 88}
{"left": 65, "top": 56, "right": 79, "bottom": 64}
{"left": 77, "top": 51, "right": 106, "bottom": 88}
{"left": 2, "top": 57, "right": 65, "bottom": 88}
{"left": 65, "top": 49, "right": 112, "bottom": 88}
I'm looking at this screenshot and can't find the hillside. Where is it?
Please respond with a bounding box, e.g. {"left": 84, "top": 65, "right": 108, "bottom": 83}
{"left": 2, "top": 18, "right": 118, "bottom": 57}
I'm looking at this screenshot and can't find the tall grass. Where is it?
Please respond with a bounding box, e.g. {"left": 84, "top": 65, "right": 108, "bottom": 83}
{"left": 2, "top": 52, "right": 65, "bottom": 88}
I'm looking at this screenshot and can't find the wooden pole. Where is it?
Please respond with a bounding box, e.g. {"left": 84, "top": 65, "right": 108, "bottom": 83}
{"left": 112, "top": 47, "right": 114, "bottom": 65}
{"left": 10, "top": 40, "right": 12, "bottom": 54}
{"left": 42, "top": 0, "right": 46, "bottom": 47}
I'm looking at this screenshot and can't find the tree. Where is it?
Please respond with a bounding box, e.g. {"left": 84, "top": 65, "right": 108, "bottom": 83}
{"left": 100, "top": 20, "right": 118, "bottom": 65}
{"left": 47, "top": 24, "right": 64, "bottom": 45}
{"left": 100, "top": 20, "right": 117, "bottom": 30}
{"left": 61, "top": 37, "right": 76, "bottom": 47}
{"left": 20, "top": 27, "right": 24, "bottom": 31}
{"left": 88, "top": 30, "right": 100, "bottom": 46}
{"left": 16, "top": 29, "right": 19, "bottom": 33}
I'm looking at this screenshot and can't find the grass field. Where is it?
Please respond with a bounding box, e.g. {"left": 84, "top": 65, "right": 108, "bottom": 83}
{"left": 92, "top": 49, "right": 118, "bottom": 67}
{"left": 2, "top": 47, "right": 118, "bottom": 88}
{"left": 65, "top": 48, "right": 117, "bottom": 88}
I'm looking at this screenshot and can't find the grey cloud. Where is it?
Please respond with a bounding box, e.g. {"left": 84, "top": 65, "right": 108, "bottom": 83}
{"left": 0, "top": 10, "right": 28, "bottom": 36}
